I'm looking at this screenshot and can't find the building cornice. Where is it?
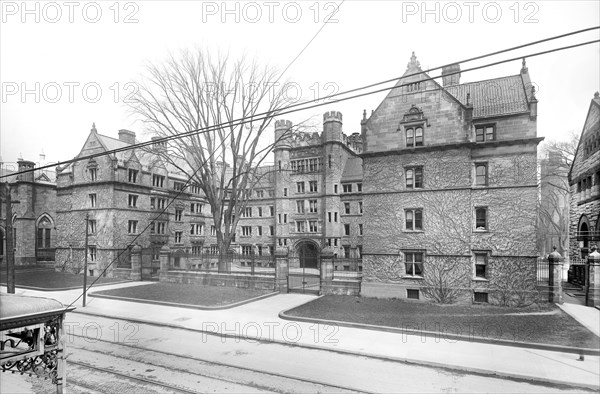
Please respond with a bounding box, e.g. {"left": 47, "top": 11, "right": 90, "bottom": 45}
{"left": 362, "top": 183, "right": 537, "bottom": 196}
{"left": 360, "top": 137, "right": 544, "bottom": 158}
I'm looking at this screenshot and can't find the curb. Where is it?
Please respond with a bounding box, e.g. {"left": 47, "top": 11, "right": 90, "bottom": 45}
{"left": 87, "top": 290, "right": 280, "bottom": 310}
{"left": 70, "top": 308, "right": 600, "bottom": 392}
{"left": 278, "top": 310, "right": 600, "bottom": 356}
{"left": 0, "top": 280, "right": 133, "bottom": 292}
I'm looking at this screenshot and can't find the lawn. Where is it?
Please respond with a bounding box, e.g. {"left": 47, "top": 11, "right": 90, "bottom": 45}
{"left": 91, "top": 282, "right": 274, "bottom": 307}
{"left": 285, "top": 295, "right": 600, "bottom": 349}
{"left": 0, "top": 269, "right": 128, "bottom": 290}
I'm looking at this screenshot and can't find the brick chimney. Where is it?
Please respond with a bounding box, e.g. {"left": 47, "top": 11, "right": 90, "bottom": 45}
{"left": 118, "top": 129, "right": 136, "bottom": 145}
{"left": 17, "top": 160, "right": 35, "bottom": 182}
{"left": 441, "top": 64, "right": 461, "bottom": 87}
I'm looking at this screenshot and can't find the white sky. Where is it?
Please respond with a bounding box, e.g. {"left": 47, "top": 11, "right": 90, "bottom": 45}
{"left": 1, "top": 0, "right": 599, "bottom": 169}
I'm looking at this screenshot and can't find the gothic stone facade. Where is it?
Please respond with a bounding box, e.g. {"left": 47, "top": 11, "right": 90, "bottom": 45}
{"left": 54, "top": 126, "right": 214, "bottom": 276}
{"left": 569, "top": 92, "right": 600, "bottom": 263}
{"left": 272, "top": 112, "right": 363, "bottom": 268}
{"left": 359, "top": 54, "right": 541, "bottom": 306}
{"left": 1, "top": 161, "right": 57, "bottom": 266}
{"left": 51, "top": 115, "right": 363, "bottom": 277}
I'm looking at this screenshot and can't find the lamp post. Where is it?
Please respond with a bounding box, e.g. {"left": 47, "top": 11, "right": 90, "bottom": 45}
{"left": 83, "top": 213, "right": 89, "bottom": 307}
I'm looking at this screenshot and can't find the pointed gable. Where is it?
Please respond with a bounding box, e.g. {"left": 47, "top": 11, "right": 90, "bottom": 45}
{"left": 364, "top": 53, "right": 468, "bottom": 154}
{"left": 569, "top": 92, "right": 600, "bottom": 182}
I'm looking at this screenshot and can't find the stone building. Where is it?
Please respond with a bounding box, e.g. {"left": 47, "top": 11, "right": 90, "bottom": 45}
{"left": 48, "top": 115, "right": 363, "bottom": 277}
{"left": 568, "top": 92, "right": 600, "bottom": 263}
{"left": 54, "top": 124, "right": 214, "bottom": 277}
{"left": 0, "top": 160, "right": 57, "bottom": 266}
{"left": 359, "top": 53, "right": 542, "bottom": 305}
{"left": 272, "top": 113, "right": 363, "bottom": 269}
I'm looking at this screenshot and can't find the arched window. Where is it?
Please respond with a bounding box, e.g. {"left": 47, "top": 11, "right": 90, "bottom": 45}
{"left": 37, "top": 215, "right": 53, "bottom": 249}
{"left": 406, "top": 128, "right": 414, "bottom": 146}
{"left": 415, "top": 127, "right": 423, "bottom": 146}
{"left": 578, "top": 215, "right": 591, "bottom": 259}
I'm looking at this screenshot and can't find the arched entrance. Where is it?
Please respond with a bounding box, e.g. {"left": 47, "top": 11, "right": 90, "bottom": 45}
{"left": 578, "top": 215, "right": 591, "bottom": 259}
{"left": 288, "top": 241, "right": 321, "bottom": 294}
{"left": 297, "top": 241, "right": 319, "bottom": 269}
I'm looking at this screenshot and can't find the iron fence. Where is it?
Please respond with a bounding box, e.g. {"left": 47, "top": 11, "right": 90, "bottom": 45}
{"left": 536, "top": 257, "right": 549, "bottom": 284}
{"left": 332, "top": 257, "right": 362, "bottom": 279}
{"left": 116, "top": 248, "right": 132, "bottom": 268}
{"left": 170, "top": 251, "right": 276, "bottom": 275}
{"left": 36, "top": 248, "right": 56, "bottom": 262}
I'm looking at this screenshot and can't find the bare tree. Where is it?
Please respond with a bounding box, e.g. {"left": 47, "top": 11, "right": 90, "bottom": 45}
{"left": 537, "top": 131, "right": 579, "bottom": 257}
{"left": 128, "top": 49, "right": 296, "bottom": 271}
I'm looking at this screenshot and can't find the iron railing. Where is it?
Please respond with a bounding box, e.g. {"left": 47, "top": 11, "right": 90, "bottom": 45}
{"left": 575, "top": 230, "right": 600, "bottom": 241}
{"left": 36, "top": 248, "right": 56, "bottom": 262}
{"left": 332, "top": 257, "right": 362, "bottom": 279}
{"left": 170, "top": 251, "right": 276, "bottom": 275}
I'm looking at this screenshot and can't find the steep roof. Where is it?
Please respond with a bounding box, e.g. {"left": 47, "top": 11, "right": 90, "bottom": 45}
{"left": 445, "top": 75, "right": 530, "bottom": 118}
{"left": 568, "top": 93, "right": 600, "bottom": 181}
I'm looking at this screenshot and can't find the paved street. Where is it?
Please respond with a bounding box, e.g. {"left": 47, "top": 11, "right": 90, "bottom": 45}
{"left": 5, "top": 312, "right": 596, "bottom": 393}
{"left": 2, "top": 283, "right": 599, "bottom": 393}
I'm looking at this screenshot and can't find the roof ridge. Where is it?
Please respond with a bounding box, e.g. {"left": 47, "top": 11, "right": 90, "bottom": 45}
{"left": 456, "top": 74, "right": 522, "bottom": 87}
{"left": 97, "top": 133, "right": 131, "bottom": 145}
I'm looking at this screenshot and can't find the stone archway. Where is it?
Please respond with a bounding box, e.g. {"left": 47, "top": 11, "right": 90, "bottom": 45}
{"left": 578, "top": 215, "right": 591, "bottom": 257}
{"left": 296, "top": 241, "right": 319, "bottom": 269}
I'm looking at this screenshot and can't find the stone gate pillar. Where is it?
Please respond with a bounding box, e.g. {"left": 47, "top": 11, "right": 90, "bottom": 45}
{"left": 275, "top": 247, "right": 289, "bottom": 293}
{"left": 320, "top": 248, "right": 335, "bottom": 295}
{"left": 130, "top": 244, "right": 142, "bottom": 281}
{"left": 586, "top": 246, "right": 600, "bottom": 307}
{"left": 159, "top": 245, "right": 171, "bottom": 281}
{"left": 548, "top": 247, "right": 563, "bottom": 304}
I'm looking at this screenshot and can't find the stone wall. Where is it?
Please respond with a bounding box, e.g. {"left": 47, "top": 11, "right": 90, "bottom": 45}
{"left": 160, "top": 270, "right": 276, "bottom": 290}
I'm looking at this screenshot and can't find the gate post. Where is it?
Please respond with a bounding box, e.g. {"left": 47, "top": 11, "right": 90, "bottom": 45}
{"left": 130, "top": 244, "right": 142, "bottom": 281}
{"left": 586, "top": 246, "right": 600, "bottom": 307}
{"left": 275, "top": 247, "right": 288, "bottom": 293}
{"left": 159, "top": 245, "right": 171, "bottom": 281}
{"left": 320, "top": 248, "right": 335, "bottom": 295}
{"left": 548, "top": 247, "right": 563, "bottom": 304}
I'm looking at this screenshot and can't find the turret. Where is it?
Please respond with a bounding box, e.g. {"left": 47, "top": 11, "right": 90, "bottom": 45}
{"left": 323, "top": 111, "right": 343, "bottom": 142}
{"left": 274, "top": 119, "right": 293, "bottom": 150}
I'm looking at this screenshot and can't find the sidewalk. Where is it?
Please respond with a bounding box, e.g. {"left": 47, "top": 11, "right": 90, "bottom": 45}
{"left": 558, "top": 303, "right": 600, "bottom": 336}
{"left": 2, "top": 283, "right": 599, "bottom": 390}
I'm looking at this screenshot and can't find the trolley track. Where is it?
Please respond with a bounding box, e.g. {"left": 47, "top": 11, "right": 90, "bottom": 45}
{"left": 66, "top": 333, "right": 363, "bottom": 393}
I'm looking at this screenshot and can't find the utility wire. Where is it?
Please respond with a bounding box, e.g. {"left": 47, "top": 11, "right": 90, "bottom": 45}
{"left": 52, "top": 36, "right": 598, "bottom": 310}
{"left": 61, "top": 8, "right": 343, "bottom": 308}
{"left": 2, "top": 26, "right": 598, "bottom": 179}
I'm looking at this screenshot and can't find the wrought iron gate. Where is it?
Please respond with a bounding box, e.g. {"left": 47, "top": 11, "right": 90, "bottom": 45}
{"left": 288, "top": 245, "right": 320, "bottom": 294}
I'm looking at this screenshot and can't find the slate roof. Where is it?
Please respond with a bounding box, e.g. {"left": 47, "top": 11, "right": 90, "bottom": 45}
{"left": 96, "top": 133, "right": 191, "bottom": 177}
{"left": 445, "top": 75, "right": 530, "bottom": 118}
